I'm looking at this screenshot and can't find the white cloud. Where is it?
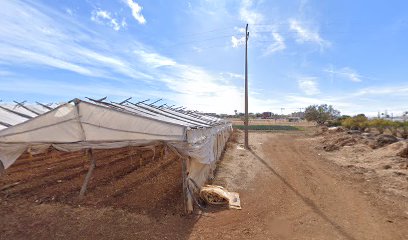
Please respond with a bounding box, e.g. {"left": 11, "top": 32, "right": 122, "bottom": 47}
{"left": 324, "top": 66, "right": 362, "bottom": 82}
{"left": 125, "top": 0, "right": 146, "bottom": 24}
{"left": 130, "top": 51, "right": 245, "bottom": 112}
{"left": 2, "top": 46, "right": 96, "bottom": 76}
{"left": 65, "top": 8, "right": 73, "bottom": 16}
{"left": 91, "top": 10, "right": 123, "bottom": 31}
{"left": 121, "top": 18, "right": 127, "bottom": 28}
{"left": 231, "top": 1, "right": 260, "bottom": 48}
{"left": 264, "top": 33, "right": 286, "bottom": 55}
{"left": 234, "top": 26, "right": 246, "bottom": 34}
{"left": 285, "top": 95, "right": 348, "bottom": 108}
{"left": 231, "top": 36, "right": 246, "bottom": 48}
{"left": 0, "top": 1, "right": 150, "bottom": 80}
{"left": 284, "top": 83, "right": 408, "bottom": 117}
{"left": 221, "top": 72, "right": 245, "bottom": 80}
{"left": 0, "top": 70, "right": 13, "bottom": 76}
{"left": 233, "top": 1, "right": 286, "bottom": 54}
{"left": 239, "top": 0, "right": 263, "bottom": 25}
{"left": 353, "top": 85, "right": 408, "bottom": 97}
{"left": 192, "top": 46, "right": 203, "bottom": 53}
{"left": 0, "top": 1, "right": 258, "bottom": 114}
{"left": 133, "top": 50, "right": 176, "bottom": 68}
{"left": 289, "top": 19, "right": 330, "bottom": 48}
{"left": 95, "top": 10, "right": 110, "bottom": 19}
{"left": 0, "top": 79, "right": 141, "bottom": 100}
{"left": 298, "top": 77, "right": 320, "bottom": 95}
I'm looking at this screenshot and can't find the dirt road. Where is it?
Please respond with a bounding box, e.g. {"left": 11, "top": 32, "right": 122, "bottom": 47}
{"left": 1, "top": 131, "right": 407, "bottom": 239}
{"left": 190, "top": 132, "right": 408, "bottom": 239}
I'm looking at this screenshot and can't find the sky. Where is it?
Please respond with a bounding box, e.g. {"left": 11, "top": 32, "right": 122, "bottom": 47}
{"left": 0, "top": 0, "right": 407, "bottom": 116}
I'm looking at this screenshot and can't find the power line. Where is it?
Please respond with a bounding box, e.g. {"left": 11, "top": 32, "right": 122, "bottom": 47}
{"left": 176, "top": 26, "right": 237, "bottom": 37}
{"left": 168, "top": 34, "right": 241, "bottom": 47}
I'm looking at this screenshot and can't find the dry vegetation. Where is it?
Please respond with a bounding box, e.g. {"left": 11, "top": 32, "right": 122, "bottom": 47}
{"left": 340, "top": 116, "right": 408, "bottom": 139}
{"left": 312, "top": 126, "right": 408, "bottom": 198}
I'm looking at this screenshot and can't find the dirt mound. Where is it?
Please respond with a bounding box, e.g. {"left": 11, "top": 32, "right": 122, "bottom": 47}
{"left": 317, "top": 130, "right": 408, "bottom": 200}
{"left": 321, "top": 132, "right": 362, "bottom": 152}
{"left": 323, "top": 144, "right": 340, "bottom": 152}
{"left": 370, "top": 141, "right": 407, "bottom": 158}
{"left": 397, "top": 146, "right": 408, "bottom": 158}
{"left": 374, "top": 134, "right": 399, "bottom": 148}
{"left": 319, "top": 130, "right": 404, "bottom": 153}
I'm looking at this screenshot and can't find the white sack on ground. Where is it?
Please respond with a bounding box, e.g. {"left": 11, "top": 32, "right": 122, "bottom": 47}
{"left": 200, "top": 185, "right": 241, "bottom": 210}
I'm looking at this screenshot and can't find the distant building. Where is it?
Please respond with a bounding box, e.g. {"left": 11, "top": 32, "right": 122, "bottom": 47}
{"left": 262, "top": 112, "right": 272, "bottom": 119}
{"left": 288, "top": 117, "right": 301, "bottom": 122}
{"left": 204, "top": 113, "right": 218, "bottom": 117}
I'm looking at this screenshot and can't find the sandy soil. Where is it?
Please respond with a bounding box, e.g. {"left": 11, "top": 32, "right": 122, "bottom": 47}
{"left": 1, "top": 131, "right": 408, "bottom": 239}
{"left": 189, "top": 131, "right": 408, "bottom": 239}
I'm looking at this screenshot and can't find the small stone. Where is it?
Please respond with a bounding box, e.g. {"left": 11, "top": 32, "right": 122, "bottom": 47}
{"left": 383, "top": 165, "right": 392, "bottom": 169}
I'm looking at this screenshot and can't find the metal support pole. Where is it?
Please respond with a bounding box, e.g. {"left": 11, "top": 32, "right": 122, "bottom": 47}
{"left": 244, "top": 23, "right": 250, "bottom": 149}
{"left": 181, "top": 157, "right": 191, "bottom": 213}
{"left": 79, "top": 149, "right": 96, "bottom": 198}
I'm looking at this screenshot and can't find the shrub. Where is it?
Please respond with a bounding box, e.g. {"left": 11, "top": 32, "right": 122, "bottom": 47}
{"left": 397, "top": 121, "right": 408, "bottom": 139}
{"left": 341, "top": 114, "right": 368, "bottom": 131}
{"left": 368, "top": 119, "right": 389, "bottom": 134}
{"left": 326, "top": 119, "right": 342, "bottom": 127}
{"left": 304, "top": 104, "right": 340, "bottom": 125}
{"left": 341, "top": 117, "right": 354, "bottom": 129}
{"left": 354, "top": 114, "right": 369, "bottom": 131}
{"left": 387, "top": 121, "right": 399, "bottom": 137}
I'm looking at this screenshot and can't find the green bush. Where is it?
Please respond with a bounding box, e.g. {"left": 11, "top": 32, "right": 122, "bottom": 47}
{"left": 397, "top": 121, "right": 408, "bottom": 139}
{"left": 341, "top": 117, "right": 354, "bottom": 129}
{"left": 326, "top": 119, "right": 342, "bottom": 127}
{"left": 387, "top": 121, "right": 399, "bottom": 136}
{"left": 341, "top": 114, "right": 368, "bottom": 131}
{"left": 368, "top": 119, "right": 389, "bottom": 134}
{"left": 304, "top": 104, "right": 340, "bottom": 125}
{"left": 341, "top": 115, "right": 408, "bottom": 137}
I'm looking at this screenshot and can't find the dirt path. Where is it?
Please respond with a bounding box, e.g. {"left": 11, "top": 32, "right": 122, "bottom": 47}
{"left": 1, "top": 131, "right": 407, "bottom": 239}
{"left": 190, "top": 132, "right": 408, "bottom": 239}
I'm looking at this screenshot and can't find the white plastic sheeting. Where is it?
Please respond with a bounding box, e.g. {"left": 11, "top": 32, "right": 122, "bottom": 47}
{"left": 0, "top": 102, "right": 57, "bottom": 129}
{"left": 2, "top": 104, "right": 39, "bottom": 118}
{"left": 0, "top": 107, "right": 30, "bottom": 126}
{"left": 0, "top": 99, "right": 232, "bottom": 170}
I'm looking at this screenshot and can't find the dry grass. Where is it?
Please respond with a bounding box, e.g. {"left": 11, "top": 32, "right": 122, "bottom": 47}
{"left": 229, "top": 128, "right": 241, "bottom": 144}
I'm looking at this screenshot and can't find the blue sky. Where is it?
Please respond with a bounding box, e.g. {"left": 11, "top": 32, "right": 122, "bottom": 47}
{"left": 0, "top": 0, "right": 407, "bottom": 116}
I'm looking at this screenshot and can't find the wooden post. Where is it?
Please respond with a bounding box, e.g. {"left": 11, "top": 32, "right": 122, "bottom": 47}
{"left": 0, "top": 161, "right": 4, "bottom": 176}
{"left": 79, "top": 149, "right": 96, "bottom": 198}
{"left": 139, "top": 151, "right": 143, "bottom": 166}
{"left": 181, "top": 157, "right": 193, "bottom": 213}
{"left": 244, "top": 23, "right": 250, "bottom": 149}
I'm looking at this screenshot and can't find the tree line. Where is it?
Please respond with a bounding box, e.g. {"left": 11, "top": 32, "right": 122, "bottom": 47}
{"left": 304, "top": 104, "right": 408, "bottom": 139}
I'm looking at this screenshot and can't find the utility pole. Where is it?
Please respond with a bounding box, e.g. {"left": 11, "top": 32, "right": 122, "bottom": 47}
{"left": 244, "top": 23, "right": 250, "bottom": 149}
